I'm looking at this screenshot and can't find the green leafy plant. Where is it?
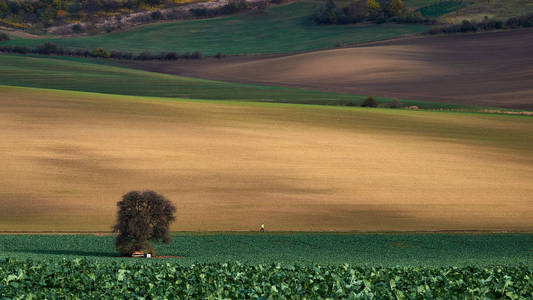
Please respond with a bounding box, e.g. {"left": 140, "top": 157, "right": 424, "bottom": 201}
{"left": 1, "top": 260, "right": 532, "bottom": 298}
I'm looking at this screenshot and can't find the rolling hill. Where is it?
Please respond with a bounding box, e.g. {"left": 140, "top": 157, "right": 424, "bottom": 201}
{"left": 135, "top": 29, "right": 533, "bottom": 109}
{"left": 2, "top": 2, "right": 431, "bottom": 55}
{"left": 1, "top": 86, "right": 532, "bottom": 231}
{"left": 0, "top": 54, "right": 473, "bottom": 109}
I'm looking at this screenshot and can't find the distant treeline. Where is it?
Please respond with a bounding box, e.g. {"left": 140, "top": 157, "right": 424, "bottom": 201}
{"left": 428, "top": 14, "right": 533, "bottom": 34}
{"left": 56, "top": 0, "right": 277, "bottom": 34}
{"left": 0, "top": 42, "right": 212, "bottom": 60}
{"left": 0, "top": 0, "right": 278, "bottom": 32}
{"left": 0, "top": 0, "right": 176, "bottom": 28}
{"left": 312, "top": 0, "right": 435, "bottom": 25}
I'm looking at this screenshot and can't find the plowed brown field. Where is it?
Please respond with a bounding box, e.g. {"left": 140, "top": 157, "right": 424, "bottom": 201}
{"left": 125, "top": 30, "right": 533, "bottom": 110}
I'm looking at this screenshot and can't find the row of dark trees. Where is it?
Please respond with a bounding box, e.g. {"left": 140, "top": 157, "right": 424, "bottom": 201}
{"left": 0, "top": 42, "right": 210, "bottom": 60}
{"left": 428, "top": 14, "right": 533, "bottom": 34}
{"left": 344, "top": 97, "right": 403, "bottom": 108}
{"left": 312, "top": 0, "right": 434, "bottom": 25}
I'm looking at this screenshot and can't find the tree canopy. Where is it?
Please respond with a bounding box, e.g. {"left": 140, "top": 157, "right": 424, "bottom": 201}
{"left": 113, "top": 190, "right": 176, "bottom": 256}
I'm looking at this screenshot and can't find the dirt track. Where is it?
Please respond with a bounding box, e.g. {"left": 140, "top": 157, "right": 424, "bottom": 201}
{"left": 124, "top": 30, "right": 533, "bottom": 109}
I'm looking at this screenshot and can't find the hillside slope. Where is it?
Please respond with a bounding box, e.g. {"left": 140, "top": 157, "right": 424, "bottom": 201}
{"left": 130, "top": 29, "right": 533, "bottom": 109}
{"left": 1, "top": 86, "right": 532, "bottom": 231}
{"left": 2, "top": 2, "right": 430, "bottom": 55}
{"left": 0, "top": 54, "right": 470, "bottom": 109}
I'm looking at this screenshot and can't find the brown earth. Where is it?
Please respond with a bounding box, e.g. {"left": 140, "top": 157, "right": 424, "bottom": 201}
{"left": 123, "top": 29, "right": 533, "bottom": 110}
{"left": 0, "top": 26, "right": 40, "bottom": 39}
{"left": 1, "top": 86, "right": 532, "bottom": 232}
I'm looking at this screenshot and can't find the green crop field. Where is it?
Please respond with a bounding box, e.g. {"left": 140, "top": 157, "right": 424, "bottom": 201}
{"left": 2, "top": 234, "right": 532, "bottom": 297}
{"left": 1, "top": 234, "right": 532, "bottom": 298}
{"left": 2, "top": 260, "right": 531, "bottom": 298}
{"left": 2, "top": 2, "right": 430, "bottom": 55}
{"left": 1, "top": 234, "right": 532, "bottom": 266}
{"left": 0, "top": 54, "right": 473, "bottom": 109}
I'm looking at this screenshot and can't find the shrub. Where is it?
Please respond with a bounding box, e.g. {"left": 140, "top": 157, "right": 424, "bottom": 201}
{"left": 0, "top": 45, "right": 13, "bottom": 53}
{"left": 122, "top": 52, "right": 133, "bottom": 60}
{"left": 191, "top": 51, "right": 202, "bottom": 59}
{"left": 190, "top": 8, "right": 208, "bottom": 17}
{"left": 12, "top": 46, "right": 30, "bottom": 54}
{"left": 91, "top": 47, "right": 110, "bottom": 58}
{"left": 311, "top": 0, "right": 336, "bottom": 24}
{"left": 74, "top": 48, "right": 91, "bottom": 57}
{"left": 165, "top": 52, "right": 178, "bottom": 60}
{"left": 113, "top": 190, "right": 176, "bottom": 256}
{"left": 110, "top": 50, "right": 124, "bottom": 59}
{"left": 388, "top": 99, "right": 401, "bottom": 108}
{"left": 151, "top": 10, "right": 163, "bottom": 21}
{"left": 313, "top": 0, "right": 426, "bottom": 25}
{"left": 0, "top": 32, "right": 9, "bottom": 42}
{"left": 429, "top": 14, "right": 533, "bottom": 35}
{"left": 137, "top": 51, "right": 155, "bottom": 60}
{"left": 71, "top": 23, "right": 83, "bottom": 33}
{"left": 35, "top": 42, "right": 58, "bottom": 55}
{"left": 362, "top": 96, "right": 378, "bottom": 107}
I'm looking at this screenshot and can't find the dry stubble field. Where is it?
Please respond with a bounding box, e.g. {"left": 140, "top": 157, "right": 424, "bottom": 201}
{"left": 1, "top": 86, "right": 532, "bottom": 232}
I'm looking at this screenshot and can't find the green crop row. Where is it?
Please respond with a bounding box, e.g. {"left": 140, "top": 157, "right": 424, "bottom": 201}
{"left": 1, "top": 259, "right": 532, "bottom": 299}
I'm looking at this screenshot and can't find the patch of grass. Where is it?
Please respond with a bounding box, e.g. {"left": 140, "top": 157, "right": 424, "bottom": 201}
{"left": 441, "top": 0, "right": 533, "bottom": 22}
{"left": 417, "top": 1, "right": 471, "bottom": 18}
{"left": 3, "top": 2, "right": 430, "bottom": 55}
{"left": 0, "top": 54, "right": 473, "bottom": 109}
{"left": 402, "top": 0, "right": 443, "bottom": 8}
{"left": 0, "top": 234, "right": 532, "bottom": 266}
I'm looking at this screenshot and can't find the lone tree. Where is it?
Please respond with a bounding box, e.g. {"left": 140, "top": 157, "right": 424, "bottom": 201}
{"left": 362, "top": 96, "right": 379, "bottom": 107}
{"left": 113, "top": 190, "right": 176, "bottom": 256}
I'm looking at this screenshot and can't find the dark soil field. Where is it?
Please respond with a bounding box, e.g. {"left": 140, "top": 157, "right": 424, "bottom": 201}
{"left": 125, "top": 29, "right": 533, "bottom": 110}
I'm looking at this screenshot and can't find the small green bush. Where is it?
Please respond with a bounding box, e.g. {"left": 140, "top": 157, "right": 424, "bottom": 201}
{"left": 35, "top": 42, "right": 57, "bottom": 55}
{"left": 71, "top": 24, "right": 83, "bottom": 33}
{"left": 388, "top": 99, "right": 402, "bottom": 108}
{"left": 362, "top": 96, "right": 378, "bottom": 107}
{"left": 1, "top": 261, "right": 532, "bottom": 298}
{"left": 0, "top": 32, "right": 9, "bottom": 42}
{"left": 91, "top": 48, "right": 110, "bottom": 58}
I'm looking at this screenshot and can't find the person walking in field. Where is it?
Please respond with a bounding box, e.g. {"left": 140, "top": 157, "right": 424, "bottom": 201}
{"left": 260, "top": 224, "right": 265, "bottom": 232}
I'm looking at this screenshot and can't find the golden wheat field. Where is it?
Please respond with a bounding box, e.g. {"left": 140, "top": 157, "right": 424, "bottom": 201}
{"left": 1, "top": 86, "right": 532, "bottom": 232}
